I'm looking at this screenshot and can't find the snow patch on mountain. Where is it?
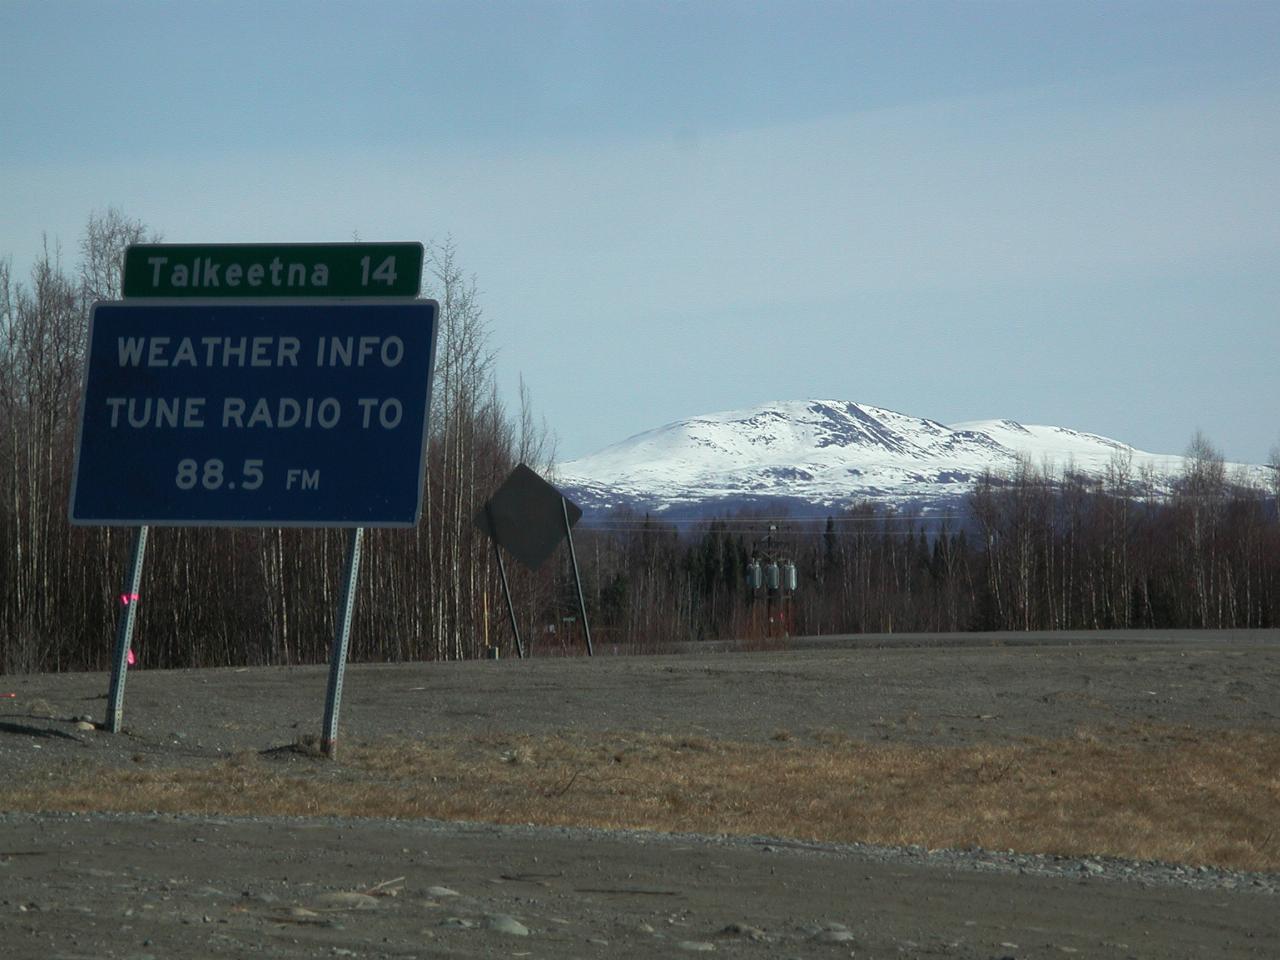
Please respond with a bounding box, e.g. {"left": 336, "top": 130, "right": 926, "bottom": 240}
{"left": 557, "top": 400, "right": 1269, "bottom": 517}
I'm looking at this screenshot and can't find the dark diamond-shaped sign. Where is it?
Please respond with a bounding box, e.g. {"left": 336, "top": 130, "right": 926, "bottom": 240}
{"left": 475, "top": 464, "right": 582, "bottom": 570}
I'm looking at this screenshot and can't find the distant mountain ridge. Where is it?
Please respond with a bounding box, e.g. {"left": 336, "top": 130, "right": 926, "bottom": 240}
{"left": 556, "top": 400, "right": 1270, "bottom": 519}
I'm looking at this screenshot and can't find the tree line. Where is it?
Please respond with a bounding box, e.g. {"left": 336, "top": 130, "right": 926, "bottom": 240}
{"left": 571, "top": 444, "right": 1280, "bottom": 648}
{"left": 3, "top": 212, "right": 1279, "bottom": 674}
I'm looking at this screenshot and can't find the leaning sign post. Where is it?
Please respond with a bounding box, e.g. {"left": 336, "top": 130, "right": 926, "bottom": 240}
{"left": 71, "top": 242, "right": 436, "bottom": 758}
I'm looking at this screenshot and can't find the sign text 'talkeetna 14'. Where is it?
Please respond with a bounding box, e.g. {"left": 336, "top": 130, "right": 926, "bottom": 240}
{"left": 122, "top": 243, "right": 423, "bottom": 298}
{"left": 69, "top": 300, "right": 438, "bottom": 527}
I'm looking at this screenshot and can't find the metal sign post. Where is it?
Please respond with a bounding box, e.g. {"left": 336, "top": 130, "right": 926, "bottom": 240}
{"left": 562, "top": 497, "right": 593, "bottom": 657}
{"left": 106, "top": 524, "right": 148, "bottom": 733}
{"left": 486, "top": 505, "right": 525, "bottom": 658}
{"left": 321, "top": 526, "right": 364, "bottom": 759}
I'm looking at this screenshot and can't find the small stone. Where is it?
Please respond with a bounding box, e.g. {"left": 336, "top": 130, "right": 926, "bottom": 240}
{"left": 314, "top": 892, "right": 379, "bottom": 910}
{"left": 720, "top": 923, "right": 768, "bottom": 941}
{"left": 676, "top": 941, "right": 716, "bottom": 952}
{"left": 813, "top": 929, "right": 855, "bottom": 943}
{"left": 482, "top": 913, "right": 529, "bottom": 936}
{"left": 74, "top": 720, "right": 95, "bottom": 732}
{"left": 438, "top": 916, "right": 475, "bottom": 929}
{"left": 425, "top": 885, "right": 460, "bottom": 898}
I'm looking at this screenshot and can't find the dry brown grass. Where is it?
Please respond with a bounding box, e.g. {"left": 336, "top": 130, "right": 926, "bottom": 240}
{"left": 4, "top": 725, "right": 1277, "bottom": 871}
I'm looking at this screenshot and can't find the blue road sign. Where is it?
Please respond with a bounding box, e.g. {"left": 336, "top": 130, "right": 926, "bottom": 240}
{"left": 70, "top": 300, "right": 438, "bottom": 527}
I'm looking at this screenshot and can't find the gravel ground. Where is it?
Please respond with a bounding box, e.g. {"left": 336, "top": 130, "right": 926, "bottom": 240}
{"left": 1, "top": 629, "right": 1278, "bottom": 959}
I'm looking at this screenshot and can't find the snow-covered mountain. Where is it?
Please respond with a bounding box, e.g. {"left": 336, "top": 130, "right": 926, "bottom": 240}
{"left": 556, "top": 400, "right": 1271, "bottom": 518}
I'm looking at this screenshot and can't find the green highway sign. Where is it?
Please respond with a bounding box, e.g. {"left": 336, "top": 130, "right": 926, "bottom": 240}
{"left": 122, "top": 243, "right": 423, "bottom": 298}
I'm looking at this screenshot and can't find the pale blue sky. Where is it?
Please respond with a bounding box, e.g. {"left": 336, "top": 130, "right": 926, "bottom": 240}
{"left": 3, "top": 1, "right": 1278, "bottom": 463}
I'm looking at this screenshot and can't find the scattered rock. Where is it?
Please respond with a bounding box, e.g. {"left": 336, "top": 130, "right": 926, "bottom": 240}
{"left": 438, "top": 916, "right": 475, "bottom": 929}
{"left": 425, "top": 885, "right": 460, "bottom": 898}
{"left": 811, "top": 922, "right": 855, "bottom": 944}
{"left": 482, "top": 913, "right": 530, "bottom": 936}
{"left": 74, "top": 720, "right": 96, "bottom": 732}
{"left": 719, "top": 922, "right": 769, "bottom": 941}
{"left": 676, "top": 941, "right": 716, "bottom": 952}
{"left": 314, "top": 891, "right": 380, "bottom": 910}
{"left": 814, "top": 929, "right": 856, "bottom": 943}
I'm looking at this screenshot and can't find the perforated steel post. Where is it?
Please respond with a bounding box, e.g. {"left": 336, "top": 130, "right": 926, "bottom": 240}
{"left": 322, "top": 526, "right": 364, "bottom": 759}
{"left": 562, "top": 497, "right": 593, "bottom": 656}
{"left": 488, "top": 505, "right": 525, "bottom": 658}
{"left": 106, "top": 525, "right": 148, "bottom": 733}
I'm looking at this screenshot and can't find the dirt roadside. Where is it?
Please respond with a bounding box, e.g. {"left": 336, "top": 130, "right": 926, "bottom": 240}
{"left": 1, "top": 630, "right": 1278, "bottom": 959}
